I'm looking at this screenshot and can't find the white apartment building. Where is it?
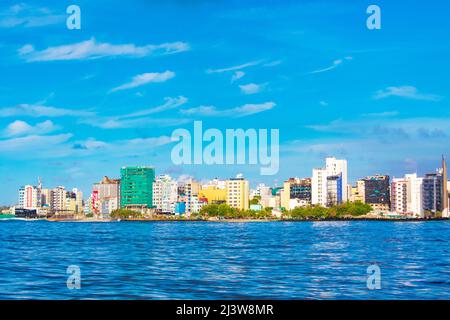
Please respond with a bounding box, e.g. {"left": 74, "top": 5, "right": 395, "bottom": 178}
{"left": 18, "top": 185, "right": 40, "bottom": 209}
{"left": 312, "top": 168, "right": 327, "bottom": 206}
{"left": 326, "top": 157, "right": 348, "bottom": 202}
{"left": 153, "top": 174, "right": 178, "bottom": 213}
{"left": 391, "top": 174, "right": 424, "bottom": 217}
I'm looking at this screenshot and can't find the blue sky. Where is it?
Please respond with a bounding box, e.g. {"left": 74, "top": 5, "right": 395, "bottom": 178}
{"left": 1, "top": 0, "right": 449, "bottom": 205}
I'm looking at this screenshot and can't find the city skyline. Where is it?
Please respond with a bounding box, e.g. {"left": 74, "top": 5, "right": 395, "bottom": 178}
{"left": 8, "top": 154, "right": 448, "bottom": 219}
{"left": 1, "top": 0, "right": 450, "bottom": 205}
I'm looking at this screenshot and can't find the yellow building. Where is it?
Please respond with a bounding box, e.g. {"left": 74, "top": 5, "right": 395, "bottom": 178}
{"left": 349, "top": 180, "right": 365, "bottom": 203}
{"left": 226, "top": 176, "right": 249, "bottom": 210}
{"left": 281, "top": 178, "right": 312, "bottom": 210}
{"left": 199, "top": 186, "right": 227, "bottom": 204}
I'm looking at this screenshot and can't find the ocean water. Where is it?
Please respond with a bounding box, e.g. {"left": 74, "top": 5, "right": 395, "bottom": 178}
{"left": 0, "top": 220, "right": 449, "bottom": 299}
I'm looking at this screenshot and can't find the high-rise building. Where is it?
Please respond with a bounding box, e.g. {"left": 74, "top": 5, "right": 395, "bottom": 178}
{"left": 281, "top": 178, "right": 311, "bottom": 210}
{"left": 326, "top": 174, "right": 342, "bottom": 207}
{"left": 93, "top": 176, "right": 120, "bottom": 216}
{"left": 441, "top": 156, "right": 448, "bottom": 217}
{"left": 312, "top": 157, "right": 348, "bottom": 207}
{"left": 153, "top": 174, "right": 178, "bottom": 213}
{"left": 18, "top": 185, "right": 40, "bottom": 209}
{"left": 120, "top": 166, "right": 155, "bottom": 209}
{"left": 423, "top": 172, "right": 443, "bottom": 216}
{"left": 326, "top": 157, "right": 348, "bottom": 202}
{"left": 226, "top": 174, "right": 249, "bottom": 210}
{"left": 312, "top": 167, "right": 327, "bottom": 206}
{"left": 363, "top": 175, "right": 390, "bottom": 211}
{"left": 184, "top": 180, "right": 200, "bottom": 214}
{"left": 391, "top": 178, "right": 408, "bottom": 214}
{"left": 52, "top": 186, "right": 67, "bottom": 212}
{"left": 405, "top": 174, "right": 424, "bottom": 217}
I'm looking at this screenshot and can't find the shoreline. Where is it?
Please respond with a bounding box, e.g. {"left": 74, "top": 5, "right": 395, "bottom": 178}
{"left": 8, "top": 217, "right": 450, "bottom": 223}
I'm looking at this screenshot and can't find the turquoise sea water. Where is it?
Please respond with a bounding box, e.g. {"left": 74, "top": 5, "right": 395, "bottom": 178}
{"left": 0, "top": 220, "right": 449, "bottom": 299}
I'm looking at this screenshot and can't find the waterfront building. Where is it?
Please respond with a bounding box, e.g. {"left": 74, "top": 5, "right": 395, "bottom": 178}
{"left": 326, "top": 174, "right": 342, "bottom": 207}
{"left": 153, "top": 174, "right": 178, "bottom": 213}
{"left": 422, "top": 172, "right": 443, "bottom": 216}
{"left": 326, "top": 157, "right": 348, "bottom": 202}
{"left": 405, "top": 174, "right": 424, "bottom": 217}
{"left": 65, "top": 188, "right": 83, "bottom": 214}
{"left": 441, "top": 156, "right": 448, "bottom": 217}
{"left": 198, "top": 186, "right": 227, "bottom": 205}
{"left": 184, "top": 180, "right": 200, "bottom": 214}
{"left": 363, "top": 175, "right": 390, "bottom": 212}
{"left": 349, "top": 180, "right": 365, "bottom": 203}
{"left": 391, "top": 178, "right": 408, "bottom": 214}
{"left": 175, "top": 202, "right": 186, "bottom": 215}
{"left": 18, "top": 184, "right": 40, "bottom": 209}
{"left": 51, "top": 186, "right": 67, "bottom": 212}
{"left": 92, "top": 176, "right": 120, "bottom": 217}
{"left": 312, "top": 157, "right": 348, "bottom": 207}
{"left": 281, "top": 178, "right": 311, "bottom": 210}
{"left": 226, "top": 174, "right": 249, "bottom": 210}
{"left": 312, "top": 167, "right": 327, "bottom": 206}
{"left": 120, "top": 166, "right": 155, "bottom": 209}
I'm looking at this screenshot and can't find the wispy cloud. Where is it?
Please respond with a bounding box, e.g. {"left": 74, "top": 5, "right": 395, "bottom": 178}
{"left": 319, "top": 101, "right": 329, "bottom": 107}
{"left": 180, "top": 101, "right": 275, "bottom": 118}
{"left": 231, "top": 71, "right": 245, "bottom": 83}
{"left": 0, "top": 4, "right": 65, "bottom": 28}
{"left": 309, "top": 56, "right": 352, "bottom": 74}
{"left": 239, "top": 83, "right": 265, "bottom": 95}
{"left": 263, "top": 60, "right": 282, "bottom": 67}
{"left": 81, "top": 96, "right": 188, "bottom": 129}
{"left": 362, "top": 111, "right": 399, "bottom": 117}
{"left": 19, "top": 38, "right": 190, "bottom": 62}
{"left": 373, "top": 86, "right": 442, "bottom": 101}
{"left": 206, "top": 60, "right": 263, "bottom": 74}
{"left": 3, "top": 120, "right": 59, "bottom": 137}
{"left": 110, "top": 71, "right": 175, "bottom": 93}
{"left": 0, "top": 104, "right": 94, "bottom": 118}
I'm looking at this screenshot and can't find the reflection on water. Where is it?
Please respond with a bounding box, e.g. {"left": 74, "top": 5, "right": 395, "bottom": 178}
{"left": 0, "top": 220, "right": 449, "bottom": 299}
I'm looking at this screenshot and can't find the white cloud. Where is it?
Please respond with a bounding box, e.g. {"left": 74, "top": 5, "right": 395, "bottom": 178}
{"left": 19, "top": 38, "right": 190, "bottom": 62}
{"left": 373, "top": 86, "right": 442, "bottom": 101}
{"left": 110, "top": 71, "right": 175, "bottom": 93}
{"left": 4, "top": 120, "right": 59, "bottom": 137}
{"left": 206, "top": 60, "right": 263, "bottom": 74}
{"left": 263, "top": 60, "right": 282, "bottom": 67}
{"left": 0, "top": 104, "right": 94, "bottom": 118}
{"left": 239, "top": 83, "right": 264, "bottom": 95}
{"left": 309, "top": 56, "right": 352, "bottom": 74}
{"left": 231, "top": 71, "right": 245, "bottom": 82}
{"left": 81, "top": 96, "right": 188, "bottom": 129}
{"left": 180, "top": 101, "right": 275, "bottom": 118}
{"left": 0, "top": 4, "right": 65, "bottom": 28}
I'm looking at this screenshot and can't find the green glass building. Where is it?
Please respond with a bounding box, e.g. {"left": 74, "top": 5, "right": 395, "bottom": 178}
{"left": 120, "top": 166, "right": 155, "bottom": 208}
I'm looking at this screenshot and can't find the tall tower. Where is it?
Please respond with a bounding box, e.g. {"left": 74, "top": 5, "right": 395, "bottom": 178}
{"left": 442, "top": 155, "right": 448, "bottom": 217}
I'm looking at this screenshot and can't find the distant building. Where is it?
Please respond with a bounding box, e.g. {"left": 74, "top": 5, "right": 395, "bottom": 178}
{"left": 199, "top": 186, "right": 227, "bottom": 205}
{"left": 226, "top": 174, "right": 249, "bottom": 211}
{"left": 312, "top": 168, "right": 327, "bottom": 206}
{"left": 349, "top": 180, "right": 365, "bottom": 203}
{"left": 18, "top": 185, "right": 40, "bottom": 209}
{"left": 120, "top": 166, "right": 155, "bottom": 209}
{"left": 326, "top": 174, "right": 342, "bottom": 207}
{"left": 312, "top": 157, "right": 348, "bottom": 207}
{"left": 391, "top": 178, "right": 408, "bottom": 214}
{"left": 184, "top": 180, "right": 200, "bottom": 214}
{"left": 153, "top": 174, "right": 178, "bottom": 213}
{"left": 423, "top": 172, "right": 443, "bottom": 216}
{"left": 93, "top": 176, "right": 120, "bottom": 217}
{"left": 363, "top": 175, "right": 390, "bottom": 211}
{"left": 281, "top": 178, "right": 311, "bottom": 210}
